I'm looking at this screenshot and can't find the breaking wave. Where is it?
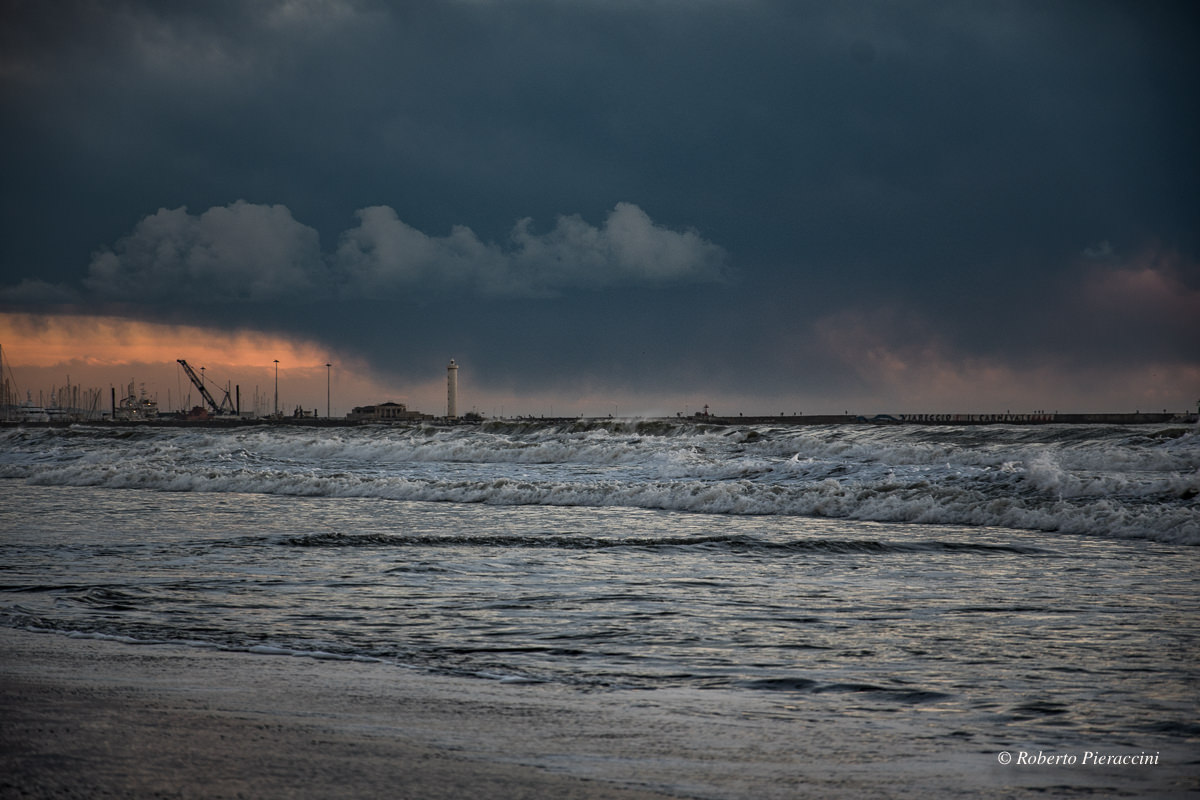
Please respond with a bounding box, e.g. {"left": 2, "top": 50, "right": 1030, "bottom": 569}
{"left": 280, "top": 531, "right": 1043, "bottom": 555}
{"left": 1, "top": 421, "right": 1196, "bottom": 544}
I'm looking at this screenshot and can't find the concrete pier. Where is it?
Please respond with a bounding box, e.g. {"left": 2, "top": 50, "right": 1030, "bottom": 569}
{"left": 3, "top": 411, "right": 1196, "bottom": 428}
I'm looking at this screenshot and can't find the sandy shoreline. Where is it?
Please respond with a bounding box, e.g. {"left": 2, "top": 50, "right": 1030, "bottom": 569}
{"left": 0, "top": 627, "right": 686, "bottom": 799}
{"left": 4, "top": 627, "right": 1196, "bottom": 799}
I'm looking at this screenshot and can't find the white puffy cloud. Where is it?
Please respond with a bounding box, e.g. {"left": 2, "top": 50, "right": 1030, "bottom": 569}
{"left": 85, "top": 201, "right": 327, "bottom": 302}
{"left": 336, "top": 202, "right": 727, "bottom": 297}
{"left": 333, "top": 206, "right": 508, "bottom": 293}
{"left": 82, "top": 200, "right": 726, "bottom": 305}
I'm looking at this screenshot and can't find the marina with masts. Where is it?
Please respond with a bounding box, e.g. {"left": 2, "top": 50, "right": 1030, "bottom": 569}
{"left": 1, "top": 344, "right": 108, "bottom": 423}
{"left": 1, "top": 344, "right": 1196, "bottom": 426}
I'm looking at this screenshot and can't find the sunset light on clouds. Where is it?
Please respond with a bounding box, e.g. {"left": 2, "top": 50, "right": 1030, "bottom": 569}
{"left": 1, "top": 2, "right": 1196, "bottom": 416}
{"left": 1, "top": 9, "right": 1196, "bottom": 799}
{"left": 1, "top": 313, "right": 412, "bottom": 417}
{"left": 2, "top": 314, "right": 328, "bottom": 369}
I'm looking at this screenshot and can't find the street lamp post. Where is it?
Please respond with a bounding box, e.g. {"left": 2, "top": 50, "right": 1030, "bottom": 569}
{"left": 325, "top": 363, "right": 331, "bottom": 418}
{"left": 273, "top": 360, "right": 279, "bottom": 417}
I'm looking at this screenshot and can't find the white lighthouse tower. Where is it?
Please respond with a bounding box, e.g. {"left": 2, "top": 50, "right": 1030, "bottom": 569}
{"left": 446, "top": 359, "right": 459, "bottom": 420}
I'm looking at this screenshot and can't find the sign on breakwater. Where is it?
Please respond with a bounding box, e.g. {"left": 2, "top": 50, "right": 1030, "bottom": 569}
{"left": 893, "top": 412, "right": 1191, "bottom": 425}
{"left": 895, "top": 413, "right": 1055, "bottom": 424}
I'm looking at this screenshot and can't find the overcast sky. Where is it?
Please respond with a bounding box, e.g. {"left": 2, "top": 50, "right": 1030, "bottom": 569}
{"left": 1, "top": 0, "right": 1197, "bottom": 416}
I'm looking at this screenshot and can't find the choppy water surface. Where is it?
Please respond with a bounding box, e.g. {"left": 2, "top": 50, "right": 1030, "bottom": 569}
{"left": 2, "top": 420, "right": 1197, "bottom": 796}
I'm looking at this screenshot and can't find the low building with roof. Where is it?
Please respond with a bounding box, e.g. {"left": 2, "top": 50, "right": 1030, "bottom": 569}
{"left": 346, "top": 401, "right": 432, "bottom": 423}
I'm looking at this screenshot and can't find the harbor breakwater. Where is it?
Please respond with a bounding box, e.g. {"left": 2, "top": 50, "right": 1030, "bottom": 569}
{"left": 711, "top": 411, "right": 1197, "bottom": 426}
{"left": 3, "top": 411, "right": 1197, "bottom": 427}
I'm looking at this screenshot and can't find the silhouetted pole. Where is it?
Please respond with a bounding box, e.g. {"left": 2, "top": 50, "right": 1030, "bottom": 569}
{"left": 326, "top": 362, "right": 331, "bottom": 418}
{"left": 273, "top": 360, "right": 279, "bottom": 417}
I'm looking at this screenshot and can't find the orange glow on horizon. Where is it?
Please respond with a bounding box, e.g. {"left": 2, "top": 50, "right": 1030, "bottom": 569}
{"left": 0, "top": 312, "right": 422, "bottom": 416}
{"left": 0, "top": 312, "right": 329, "bottom": 369}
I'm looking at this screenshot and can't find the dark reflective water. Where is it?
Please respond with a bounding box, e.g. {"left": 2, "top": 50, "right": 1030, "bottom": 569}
{"left": 2, "top": 422, "right": 1198, "bottom": 797}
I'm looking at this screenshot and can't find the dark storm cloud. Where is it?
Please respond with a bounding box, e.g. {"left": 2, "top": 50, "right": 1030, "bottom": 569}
{"left": 1, "top": 0, "right": 1197, "bottom": 409}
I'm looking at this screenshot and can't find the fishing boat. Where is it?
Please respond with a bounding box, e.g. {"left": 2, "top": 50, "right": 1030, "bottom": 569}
{"left": 113, "top": 381, "right": 159, "bottom": 421}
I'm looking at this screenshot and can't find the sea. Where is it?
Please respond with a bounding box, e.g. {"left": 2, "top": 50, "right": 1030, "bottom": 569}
{"left": 2, "top": 420, "right": 1198, "bottom": 797}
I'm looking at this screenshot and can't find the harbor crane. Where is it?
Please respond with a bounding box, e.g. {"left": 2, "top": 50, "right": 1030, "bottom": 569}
{"left": 177, "top": 359, "right": 237, "bottom": 416}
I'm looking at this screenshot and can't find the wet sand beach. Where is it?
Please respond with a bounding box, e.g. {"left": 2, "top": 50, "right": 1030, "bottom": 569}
{"left": 3, "top": 626, "right": 1196, "bottom": 799}
{"left": 0, "top": 628, "right": 686, "bottom": 800}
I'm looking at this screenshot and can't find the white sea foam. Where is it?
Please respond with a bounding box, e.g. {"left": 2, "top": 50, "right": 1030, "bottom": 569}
{"left": 2, "top": 423, "right": 1196, "bottom": 544}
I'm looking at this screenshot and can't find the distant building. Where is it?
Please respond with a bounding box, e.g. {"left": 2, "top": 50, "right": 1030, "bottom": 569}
{"left": 346, "top": 402, "right": 431, "bottom": 423}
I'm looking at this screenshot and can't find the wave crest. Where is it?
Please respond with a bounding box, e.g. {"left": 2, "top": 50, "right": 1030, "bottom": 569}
{"left": 2, "top": 422, "right": 1196, "bottom": 544}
